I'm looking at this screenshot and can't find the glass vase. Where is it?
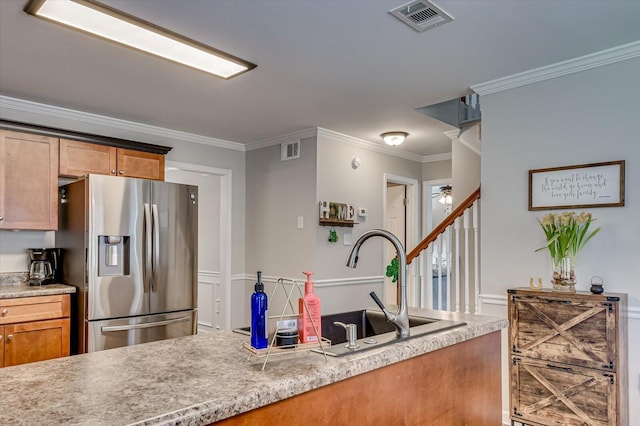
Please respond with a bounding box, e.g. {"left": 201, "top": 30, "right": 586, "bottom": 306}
{"left": 552, "top": 256, "right": 576, "bottom": 292}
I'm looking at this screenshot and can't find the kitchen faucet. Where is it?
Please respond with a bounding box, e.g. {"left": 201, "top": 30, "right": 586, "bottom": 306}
{"left": 346, "top": 229, "right": 410, "bottom": 338}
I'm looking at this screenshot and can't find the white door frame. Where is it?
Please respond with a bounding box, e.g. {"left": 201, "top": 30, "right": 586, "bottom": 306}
{"left": 383, "top": 173, "right": 420, "bottom": 305}
{"left": 166, "top": 161, "right": 232, "bottom": 331}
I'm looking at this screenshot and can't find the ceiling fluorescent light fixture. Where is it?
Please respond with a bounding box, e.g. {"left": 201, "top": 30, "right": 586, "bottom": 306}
{"left": 381, "top": 131, "right": 408, "bottom": 146}
{"left": 24, "top": 0, "right": 256, "bottom": 79}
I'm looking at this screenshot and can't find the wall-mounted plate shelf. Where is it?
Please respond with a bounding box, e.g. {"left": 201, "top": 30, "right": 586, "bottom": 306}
{"left": 319, "top": 219, "right": 357, "bottom": 227}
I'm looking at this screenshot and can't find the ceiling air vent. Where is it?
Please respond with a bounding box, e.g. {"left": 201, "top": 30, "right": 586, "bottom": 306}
{"left": 389, "top": 0, "right": 454, "bottom": 32}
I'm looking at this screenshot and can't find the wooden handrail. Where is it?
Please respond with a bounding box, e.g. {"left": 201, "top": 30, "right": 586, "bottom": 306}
{"left": 407, "top": 186, "right": 480, "bottom": 264}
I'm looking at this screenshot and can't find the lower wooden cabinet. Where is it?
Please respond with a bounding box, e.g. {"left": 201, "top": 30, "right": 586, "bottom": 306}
{"left": 0, "top": 294, "right": 71, "bottom": 367}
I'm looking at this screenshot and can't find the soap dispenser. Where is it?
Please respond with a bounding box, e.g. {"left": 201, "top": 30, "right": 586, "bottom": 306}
{"left": 298, "top": 271, "right": 322, "bottom": 343}
{"left": 251, "top": 271, "right": 268, "bottom": 349}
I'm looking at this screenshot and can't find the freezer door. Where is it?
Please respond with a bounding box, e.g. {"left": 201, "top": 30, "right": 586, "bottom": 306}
{"left": 87, "top": 310, "right": 196, "bottom": 352}
{"left": 88, "top": 175, "right": 149, "bottom": 320}
{"left": 149, "top": 181, "right": 198, "bottom": 314}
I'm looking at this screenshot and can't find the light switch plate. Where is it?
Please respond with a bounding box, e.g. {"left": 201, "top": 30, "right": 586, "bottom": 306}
{"left": 297, "top": 216, "right": 304, "bottom": 229}
{"left": 343, "top": 232, "right": 352, "bottom": 245}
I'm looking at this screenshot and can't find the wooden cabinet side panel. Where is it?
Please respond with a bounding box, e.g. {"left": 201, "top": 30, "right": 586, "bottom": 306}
{"left": 59, "top": 139, "right": 117, "bottom": 177}
{"left": 217, "top": 332, "right": 502, "bottom": 426}
{"left": 117, "top": 148, "right": 165, "bottom": 180}
{"left": 0, "top": 325, "right": 4, "bottom": 367}
{"left": 4, "top": 318, "right": 70, "bottom": 367}
{"left": 0, "top": 130, "right": 58, "bottom": 230}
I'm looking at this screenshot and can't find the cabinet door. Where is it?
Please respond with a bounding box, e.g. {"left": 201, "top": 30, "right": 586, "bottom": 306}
{"left": 0, "top": 130, "right": 58, "bottom": 230}
{"left": 116, "top": 148, "right": 165, "bottom": 181}
{"left": 511, "top": 357, "right": 616, "bottom": 426}
{"left": 59, "top": 139, "right": 117, "bottom": 178}
{"left": 4, "top": 318, "right": 70, "bottom": 367}
{"left": 509, "top": 293, "right": 616, "bottom": 371}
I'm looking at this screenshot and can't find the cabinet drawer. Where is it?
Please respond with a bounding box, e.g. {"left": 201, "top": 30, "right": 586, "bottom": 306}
{"left": 0, "top": 295, "right": 70, "bottom": 324}
{"left": 511, "top": 357, "right": 617, "bottom": 426}
{"left": 509, "top": 293, "right": 617, "bottom": 370}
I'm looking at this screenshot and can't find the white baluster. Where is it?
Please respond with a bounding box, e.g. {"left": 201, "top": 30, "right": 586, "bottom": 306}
{"left": 445, "top": 224, "right": 452, "bottom": 312}
{"left": 473, "top": 201, "right": 480, "bottom": 314}
{"left": 425, "top": 245, "right": 433, "bottom": 309}
{"left": 436, "top": 234, "right": 442, "bottom": 310}
{"left": 463, "top": 209, "right": 470, "bottom": 314}
{"left": 454, "top": 216, "right": 461, "bottom": 313}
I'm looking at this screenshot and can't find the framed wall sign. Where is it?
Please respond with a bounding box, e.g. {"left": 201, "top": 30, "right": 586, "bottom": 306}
{"left": 528, "top": 160, "right": 625, "bottom": 210}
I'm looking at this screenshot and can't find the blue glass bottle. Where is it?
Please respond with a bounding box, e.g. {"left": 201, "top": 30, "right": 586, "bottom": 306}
{"left": 251, "top": 271, "right": 268, "bottom": 349}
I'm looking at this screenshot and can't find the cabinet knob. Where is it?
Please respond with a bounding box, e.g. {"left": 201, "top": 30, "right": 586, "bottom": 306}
{"left": 1, "top": 308, "right": 8, "bottom": 315}
{"left": 0, "top": 216, "right": 4, "bottom": 220}
{"left": 111, "top": 169, "right": 116, "bottom": 175}
{"left": 0, "top": 335, "right": 3, "bottom": 341}
{"left": 7, "top": 334, "right": 13, "bottom": 341}
{"left": 119, "top": 170, "right": 124, "bottom": 175}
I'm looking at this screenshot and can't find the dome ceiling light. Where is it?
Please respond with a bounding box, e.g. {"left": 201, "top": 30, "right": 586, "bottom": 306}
{"left": 381, "top": 131, "right": 408, "bottom": 146}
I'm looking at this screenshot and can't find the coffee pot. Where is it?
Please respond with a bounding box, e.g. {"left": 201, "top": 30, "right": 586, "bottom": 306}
{"left": 27, "top": 248, "right": 61, "bottom": 285}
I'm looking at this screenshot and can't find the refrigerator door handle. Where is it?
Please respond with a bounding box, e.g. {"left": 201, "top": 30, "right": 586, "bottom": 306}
{"left": 144, "top": 203, "right": 152, "bottom": 292}
{"left": 151, "top": 203, "right": 160, "bottom": 292}
{"left": 101, "top": 316, "right": 191, "bottom": 332}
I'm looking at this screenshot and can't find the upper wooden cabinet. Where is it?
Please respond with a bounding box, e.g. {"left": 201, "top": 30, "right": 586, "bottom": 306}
{"left": 0, "top": 130, "right": 58, "bottom": 230}
{"left": 59, "top": 139, "right": 165, "bottom": 181}
{"left": 117, "top": 147, "right": 165, "bottom": 181}
{"left": 59, "top": 139, "right": 117, "bottom": 177}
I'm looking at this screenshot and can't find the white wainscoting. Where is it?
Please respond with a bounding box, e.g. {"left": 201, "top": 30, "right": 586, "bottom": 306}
{"left": 198, "top": 270, "right": 220, "bottom": 334}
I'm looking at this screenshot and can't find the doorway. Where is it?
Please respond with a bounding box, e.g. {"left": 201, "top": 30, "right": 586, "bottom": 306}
{"left": 165, "top": 161, "right": 232, "bottom": 333}
{"left": 384, "top": 174, "right": 419, "bottom": 306}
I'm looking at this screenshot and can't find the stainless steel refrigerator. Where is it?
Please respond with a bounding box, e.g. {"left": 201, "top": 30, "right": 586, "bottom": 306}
{"left": 57, "top": 174, "right": 197, "bottom": 353}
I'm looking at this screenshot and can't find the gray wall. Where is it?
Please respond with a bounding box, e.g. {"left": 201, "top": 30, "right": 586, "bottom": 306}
{"left": 315, "top": 132, "right": 423, "bottom": 313}
{"left": 422, "top": 159, "right": 452, "bottom": 181}
{"left": 480, "top": 56, "right": 640, "bottom": 423}
{"left": 245, "top": 137, "right": 317, "bottom": 277}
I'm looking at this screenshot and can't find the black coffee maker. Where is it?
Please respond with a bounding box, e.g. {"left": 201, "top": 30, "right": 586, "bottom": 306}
{"left": 27, "top": 248, "right": 62, "bottom": 285}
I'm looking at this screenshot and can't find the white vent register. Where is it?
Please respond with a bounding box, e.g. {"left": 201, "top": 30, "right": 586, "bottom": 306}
{"left": 281, "top": 140, "right": 300, "bottom": 161}
{"left": 389, "top": 0, "right": 454, "bottom": 32}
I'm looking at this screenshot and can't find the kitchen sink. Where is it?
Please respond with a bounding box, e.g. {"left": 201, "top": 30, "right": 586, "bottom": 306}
{"left": 232, "top": 309, "right": 466, "bottom": 357}
{"left": 316, "top": 309, "right": 466, "bottom": 356}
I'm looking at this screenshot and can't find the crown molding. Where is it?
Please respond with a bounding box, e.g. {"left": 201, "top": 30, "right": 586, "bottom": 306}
{"left": 317, "top": 127, "right": 426, "bottom": 163}
{"left": 471, "top": 40, "right": 640, "bottom": 96}
{"left": 0, "top": 95, "right": 245, "bottom": 151}
{"left": 244, "top": 127, "right": 318, "bottom": 151}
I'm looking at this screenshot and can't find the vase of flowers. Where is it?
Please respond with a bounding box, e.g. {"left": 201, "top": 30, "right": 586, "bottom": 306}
{"left": 536, "top": 211, "right": 601, "bottom": 292}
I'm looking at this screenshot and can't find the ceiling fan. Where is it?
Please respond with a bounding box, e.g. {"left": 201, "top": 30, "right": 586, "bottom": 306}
{"left": 432, "top": 185, "right": 452, "bottom": 205}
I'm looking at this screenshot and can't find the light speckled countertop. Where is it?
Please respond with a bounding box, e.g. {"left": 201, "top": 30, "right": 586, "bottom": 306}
{"left": 0, "top": 308, "right": 507, "bottom": 426}
{"left": 0, "top": 283, "right": 76, "bottom": 299}
{"left": 0, "top": 272, "right": 76, "bottom": 298}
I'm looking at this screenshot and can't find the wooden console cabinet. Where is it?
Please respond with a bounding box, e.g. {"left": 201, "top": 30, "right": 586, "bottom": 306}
{"left": 0, "top": 295, "right": 71, "bottom": 367}
{"left": 508, "top": 288, "right": 628, "bottom": 426}
{"left": 60, "top": 139, "right": 165, "bottom": 181}
{"left": 0, "top": 130, "right": 59, "bottom": 230}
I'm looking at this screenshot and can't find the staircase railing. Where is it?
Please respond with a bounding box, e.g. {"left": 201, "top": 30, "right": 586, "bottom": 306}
{"left": 407, "top": 187, "right": 481, "bottom": 313}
